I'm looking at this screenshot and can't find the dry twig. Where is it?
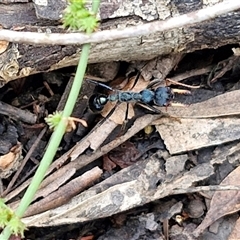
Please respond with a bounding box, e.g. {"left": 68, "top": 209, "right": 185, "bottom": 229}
{"left": 0, "top": 1, "right": 239, "bottom": 45}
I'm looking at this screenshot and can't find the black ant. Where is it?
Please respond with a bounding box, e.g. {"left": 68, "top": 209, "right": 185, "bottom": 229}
{"left": 87, "top": 74, "right": 193, "bottom": 115}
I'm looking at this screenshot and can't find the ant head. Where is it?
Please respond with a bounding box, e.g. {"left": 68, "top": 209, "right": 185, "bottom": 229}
{"left": 88, "top": 94, "right": 108, "bottom": 113}
{"left": 154, "top": 87, "right": 175, "bottom": 106}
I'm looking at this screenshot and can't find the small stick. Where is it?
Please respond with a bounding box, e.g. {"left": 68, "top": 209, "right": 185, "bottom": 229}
{"left": 20, "top": 100, "right": 38, "bottom": 109}
{"left": 0, "top": 101, "right": 37, "bottom": 124}
{"left": 43, "top": 81, "right": 54, "bottom": 96}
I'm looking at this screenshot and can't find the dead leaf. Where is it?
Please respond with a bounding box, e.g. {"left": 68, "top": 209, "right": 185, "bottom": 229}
{"left": 122, "top": 75, "right": 149, "bottom": 92}
{"left": 210, "top": 55, "right": 238, "bottom": 83}
{"left": 109, "top": 76, "right": 132, "bottom": 90}
{"left": 193, "top": 166, "right": 240, "bottom": 237}
{"left": 0, "top": 152, "right": 17, "bottom": 169}
{"left": 0, "top": 143, "right": 22, "bottom": 178}
{"left": 103, "top": 155, "right": 117, "bottom": 171}
{"left": 103, "top": 141, "right": 141, "bottom": 170}
{"left": 139, "top": 54, "right": 183, "bottom": 81}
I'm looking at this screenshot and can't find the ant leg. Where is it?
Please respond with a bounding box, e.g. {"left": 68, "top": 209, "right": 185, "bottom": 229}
{"left": 125, "top": 102, "right": 129, "bottom": 120}
{"left": 137, "top": 102, "right": 181, "bottom": 122}
{"left": 128, "top": 62, "right": 150, "bottom": 90}
{"left": 121, "top": 103, "right": 129, "bottom": 130}
{"left": 137, "top": 102, "right": 181, "bottom": 123}
{"left": 137, "top": 102, "right": 162, "bottom": 114}
{"left": 165, "top": 78, "right": 200, "bottom": 89}
{"left": 86, "top": 78, "right": 114, "bottom": 91}
{"left": 129, "top": 70, "right": 142, "bottom": 90}
{"left": 147, "top": 79, "right": 164, "bottom": 89}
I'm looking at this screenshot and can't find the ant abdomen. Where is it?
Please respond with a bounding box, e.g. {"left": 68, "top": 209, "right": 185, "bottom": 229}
{"left": 89, "top": 94, "right": 108, "bottom": 112}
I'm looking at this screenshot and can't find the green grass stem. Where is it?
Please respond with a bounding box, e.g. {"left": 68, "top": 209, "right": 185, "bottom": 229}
{"left": 0, "top": 0, "right": 100, "bottom": 238}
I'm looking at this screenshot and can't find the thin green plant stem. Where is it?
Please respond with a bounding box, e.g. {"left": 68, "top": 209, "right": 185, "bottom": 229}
{"left": 15, "top": 43, "right": 90, "bottom": 218}
{"left": 0, "top": 0, "right": 100, "bottom": 238}
{"left": 0, "top": 46, "right": 89, "bottom": 240}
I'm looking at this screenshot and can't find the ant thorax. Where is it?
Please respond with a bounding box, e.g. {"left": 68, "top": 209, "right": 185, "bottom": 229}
{"left": 139, "top": 89, "right": 155, "bottom": 103}
{"left": 108, "top": 91, "right": 143, "bottom": 102}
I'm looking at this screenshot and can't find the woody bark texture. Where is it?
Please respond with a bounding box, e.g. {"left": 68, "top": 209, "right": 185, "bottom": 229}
{"left": 0, "top": 0, "right": 239, "bottom": 84}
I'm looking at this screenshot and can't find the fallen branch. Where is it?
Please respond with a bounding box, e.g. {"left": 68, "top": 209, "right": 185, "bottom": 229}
{"left": 0, "top": 1, "right": 239, "bottom": 45}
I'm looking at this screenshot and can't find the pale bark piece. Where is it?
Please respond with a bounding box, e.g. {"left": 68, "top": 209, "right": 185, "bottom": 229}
{"left": 193, "top": 166, "right": 240, "bottom": 237}
{"left": 33, "top": 0, "right": 67, "bottom": 20}
{"left": 153, "top": 163, "right": 214, "bottom": 200}
{"left": 165, "top": 154, "right": 188, "bottom": 176}
{"left": 70, "top": 117, "right": 118, "bottom": 158}
{"left": 0, "top": 25, "right": 9, "bottom": 54}
{"left": 156, "top": 117, "right": 240, "bottom": 155}
{"left": 22, "top": 154, "right": 214, "bottom": 227}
